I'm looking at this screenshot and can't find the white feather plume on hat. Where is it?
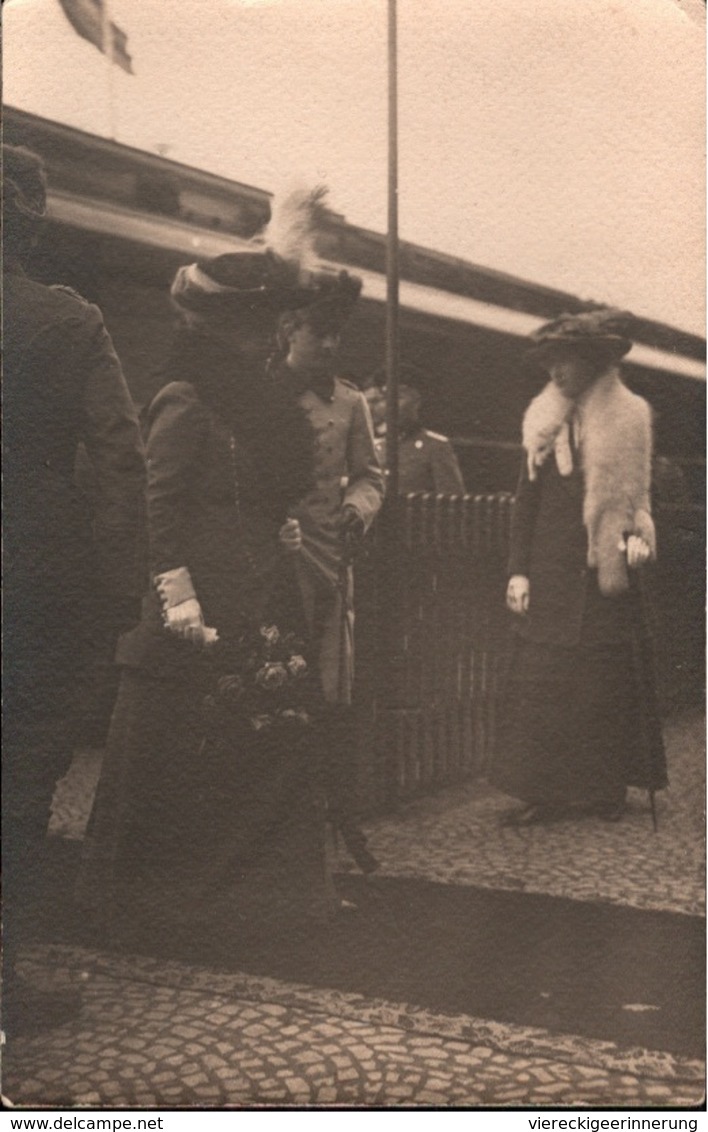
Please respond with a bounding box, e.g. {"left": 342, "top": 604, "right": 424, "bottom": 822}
{"left": 256, "top": 184, "right": 329, "bottom": 270}
{"left": 169, "top": 183, "right": 361, "bottom": 322}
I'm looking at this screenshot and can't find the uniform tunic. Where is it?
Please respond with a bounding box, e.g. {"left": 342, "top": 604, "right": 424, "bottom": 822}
{"left": 4, "top": 266, "right": 146, "bottom": 659}
{"left": 374, "top": 428, "right": 466, "bottom": 495}
{"left": 289, "top": 376, "right": 385, "bottom": 702}
{"left": 4, "top": 262, "right": 145, "bottom": 955}
{"left": 4, "top": 263, "right": 145, "bottom": 763}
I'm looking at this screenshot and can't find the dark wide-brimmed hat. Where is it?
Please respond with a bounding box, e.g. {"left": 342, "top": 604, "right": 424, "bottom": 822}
{"left": 286, "top": 264, "right": 362, "bottom": 329}
{"left": 527, "top": 308, "right": 634, "bottom": 363}
{"left": 170, "top": 185, "right": 362, "bottom": 324}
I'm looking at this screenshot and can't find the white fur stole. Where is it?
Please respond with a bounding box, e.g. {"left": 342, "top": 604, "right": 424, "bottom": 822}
{"left": 522, "top": 370, "right": 656, "bottom": 596}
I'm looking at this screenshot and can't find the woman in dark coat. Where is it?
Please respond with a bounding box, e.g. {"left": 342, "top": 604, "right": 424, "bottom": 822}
{"left": 78, "top": 206, "right": 364, "bottom": 935}
{"left": 491, "top": 309, "right": 667, "bottom": 826}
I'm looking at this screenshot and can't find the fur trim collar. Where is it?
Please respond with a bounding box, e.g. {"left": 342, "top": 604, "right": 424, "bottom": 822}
{"left": 522, "top": 370, "right": 655, "bottom": 595}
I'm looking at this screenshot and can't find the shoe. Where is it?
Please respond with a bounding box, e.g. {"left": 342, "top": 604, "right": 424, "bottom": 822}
{"left": 335, "top": 819, "right": 380, "bottom": 875}
{"left": 501, "top": 804, "right": 565, "bottom": 827}
{"left": 351, "top": 847, "right": 380, "bottom": 876}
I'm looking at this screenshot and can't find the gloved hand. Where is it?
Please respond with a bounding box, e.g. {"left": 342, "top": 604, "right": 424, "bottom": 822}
{"left": 619, "top": 535, "right": 652, "bottom": 570}
{"left": 279, "top": 518, "right": 303, "bottom": 554}
{"left": 506, "top": 574, "right": 530, "bottom": 615}
{"left": 154, "top": 566, "right": 214, "bottom": 646}
{"left": 163, "top": 597, "right": 207, "bottom": 643}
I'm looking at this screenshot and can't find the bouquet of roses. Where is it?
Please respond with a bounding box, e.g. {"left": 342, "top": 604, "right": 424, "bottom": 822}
{"left": 201, "top": 623, "right": 313, "bottom": 734}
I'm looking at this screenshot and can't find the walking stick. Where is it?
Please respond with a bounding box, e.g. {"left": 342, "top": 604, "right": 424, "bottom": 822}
{"left": 332, "top": 527, "right": 379, "bottom": 876}
{"left": 338, "top": 529, "right": 355, "bottom": 703}
{"left": 624, "top": 534, "right": 663, "bottom": 832}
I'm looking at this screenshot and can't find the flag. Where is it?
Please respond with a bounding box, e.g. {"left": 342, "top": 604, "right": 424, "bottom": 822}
{"left": 57, "top": 0, "right": 134, "bottom": 74}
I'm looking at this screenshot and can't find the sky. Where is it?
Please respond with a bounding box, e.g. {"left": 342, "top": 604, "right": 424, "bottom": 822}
{"left": 4, "top": 0, "right": 706, "bottom": 335}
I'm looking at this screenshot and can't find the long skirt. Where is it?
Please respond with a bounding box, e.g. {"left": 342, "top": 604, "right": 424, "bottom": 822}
{"left": 76, "top": 665, "right": 336, "bottom": 939}
{"left": 491, "top": 637, "right": 668, "bottom": 808}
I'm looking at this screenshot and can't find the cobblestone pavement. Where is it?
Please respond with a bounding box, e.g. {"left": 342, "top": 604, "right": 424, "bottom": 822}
{"left": 3, "top": 946, "right": 704, "bottom": 1109}
{"left": 353, "top": 712, "right": 705, "bottom": 917}
{"left": 3, "top": 710, "right": 704, "bottom": 1110}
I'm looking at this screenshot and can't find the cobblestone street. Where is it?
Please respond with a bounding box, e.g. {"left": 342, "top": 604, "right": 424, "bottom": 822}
{"left": 2, "top": 711, "right": 704, "bottom": 1110}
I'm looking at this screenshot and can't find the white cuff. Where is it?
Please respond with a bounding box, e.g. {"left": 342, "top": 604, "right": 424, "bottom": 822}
{"left": 154, "top": 566, "right": 196, "bottom": 610}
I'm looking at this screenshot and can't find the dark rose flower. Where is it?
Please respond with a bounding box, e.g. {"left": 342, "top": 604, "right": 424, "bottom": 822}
{"left": 217, "top": 674, "right": 245, "bottom": 701}
{"left": 260, "top": 625, "right": 280, "bottom": 647}
{"left": 255, "top": 662, "right": 289, "bottom": 690}
{"left": 280, "top": 708, "right": 311, "bottom": 727}
{"left": 287, "top": 655, "right": 308, "bottom": 678}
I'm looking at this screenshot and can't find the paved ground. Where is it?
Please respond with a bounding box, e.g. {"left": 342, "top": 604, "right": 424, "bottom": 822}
{"left": 357, "top": 712, "right": 705, "bottom": 919}
{"left": 2, "top": 710, "right": 705, "bottom": 1110}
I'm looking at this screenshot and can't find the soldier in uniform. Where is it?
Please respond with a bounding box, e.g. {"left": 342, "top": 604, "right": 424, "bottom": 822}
{"left": 366, "top": 381, "right": 466, "bottom": 494}
{"left": 275, "top": 289, "right": 386, "bottom": 873}
{"left": 3, "top": 145, "right": 145, "bottom": 1031}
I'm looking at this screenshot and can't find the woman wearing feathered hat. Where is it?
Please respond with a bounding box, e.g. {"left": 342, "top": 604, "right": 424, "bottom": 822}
{"left": 491, "top": 308, "right": 667, "bottom": 826}
{"left": 77, "top": 189, "right": 380, "bottom": 933}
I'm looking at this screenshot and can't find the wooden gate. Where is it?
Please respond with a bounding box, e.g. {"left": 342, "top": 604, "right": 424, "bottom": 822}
{"left": 354, "top": 493, "right": 513, "bottom": 809}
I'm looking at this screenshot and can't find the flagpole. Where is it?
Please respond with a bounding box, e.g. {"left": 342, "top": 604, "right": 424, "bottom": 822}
{"left": 381, "top": 0, "right": 406, "bottom": 765}
{"left": 385, "top": 0, "right": 400, "bottom": 498}
{"left": 101, "top": 0, "right": 118, "bottom": 140}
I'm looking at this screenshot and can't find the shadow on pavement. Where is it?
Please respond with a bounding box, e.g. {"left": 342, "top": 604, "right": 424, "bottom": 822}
{"left": 33, "top": 841, "right": 706, "bottom": 1062}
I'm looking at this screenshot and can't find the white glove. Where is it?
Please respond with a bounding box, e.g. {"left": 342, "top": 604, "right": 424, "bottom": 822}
{"left": 279, "top": 518, "right": 303, "bottom": 554}
{"left": 507, "top": 574, "right": 530, "bottom": 615}
{"left": 154, "top": 566, "right": 216, "bottom": 645}
{"left": 620, "top": 535, "right": 652, "bottom": 570}
{"left": 163, "top": 597, "right": 206, "bottom": 643}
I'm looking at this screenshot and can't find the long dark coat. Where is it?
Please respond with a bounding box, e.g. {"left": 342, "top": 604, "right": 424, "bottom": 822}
{"left": 491, "top": 451, "right": 667, "bottom": 806}
{"left": 77, "top": 375, "right": 337, "bottom": 929}
{"left": 116, "top": 380, "right": 290, "bottom": 673}
{"left": 508, "top": 455, "right": 640, "bottom": 648}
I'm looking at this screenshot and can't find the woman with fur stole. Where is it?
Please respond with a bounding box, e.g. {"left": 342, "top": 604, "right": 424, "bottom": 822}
{"left": 77, "top": 192, "right": 366, "bottom": 938}
{"left": 492, "top": 309, "right": 667, "bottom": 826}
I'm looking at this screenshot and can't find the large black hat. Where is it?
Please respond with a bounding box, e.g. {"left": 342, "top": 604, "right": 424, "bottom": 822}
{"left": 170, "top": 251, "right": 300, "bottom": 316}
{"left": 291, "top": 265, "right": 362, "bottom": 331}
{"left": 527, "top": 307, "right": 634, "bottom": 363}
{"left": 170, "top": 186, "right": 361, "bottom": 322}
